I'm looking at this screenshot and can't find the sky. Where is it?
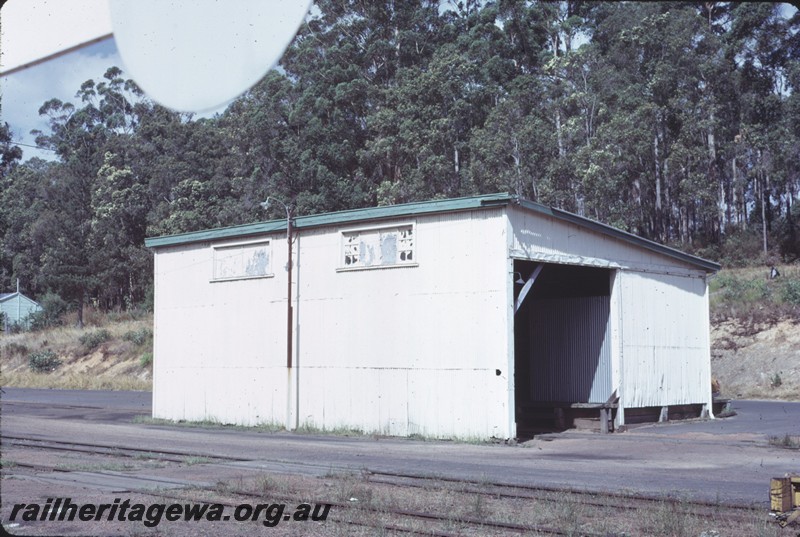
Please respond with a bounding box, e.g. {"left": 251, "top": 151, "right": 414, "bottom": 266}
{"left": 1, "top": 0, "right": 309, "bottom": 162}
{"left": 2, "top": 38, "right": 124, "bottom": 161}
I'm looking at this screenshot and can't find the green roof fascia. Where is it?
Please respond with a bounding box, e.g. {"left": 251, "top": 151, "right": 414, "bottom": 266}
{"left": 144, "top": 220, "right": 287, "bottom": 248}
{"left": 144, "top": 193, "right": 512, "bottom": 249}
{"left": 513, "top": 198, "right": 721, "bottom": 273}
{"left": 144, "top": 192, "right": 719, "bottom": 273}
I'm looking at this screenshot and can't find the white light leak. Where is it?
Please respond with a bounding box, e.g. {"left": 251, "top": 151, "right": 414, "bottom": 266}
{"left": 109, "top": 0, "right": 311, "bottom": 113}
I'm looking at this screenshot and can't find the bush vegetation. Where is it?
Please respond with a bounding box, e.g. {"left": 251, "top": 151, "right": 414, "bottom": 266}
{"left": 123, "top": 328, "right": 153, "bottom": 346}
{"left": 709, "top": 264, "right": 800, "bottom": 327}
{"left": 28, "top": 350, "right": 61, "bottom": 373}
{"left": 79, "top": 329, "right": 112, "bottom": 351}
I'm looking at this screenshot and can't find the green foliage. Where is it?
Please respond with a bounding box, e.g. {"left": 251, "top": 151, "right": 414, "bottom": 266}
{"left": 713, "top": 273, "right": 772, "bottom": 304}
{"left": 79, "top": 329, "right": 111, "bottom": 351}
{"left": 28, "top": 350, "right": 61, "bottom": 373}
{"left": 709, "top": 266, "right": 800, "bottom": 325}
{"left": 29, "top": 292, "right": 68, "bottom": 330}
{"left": 139, "top": 352, "right": 153, "bottom": 368}
{"left": 123, "top": 328, "right": 152, "bottom": 346}
{"left": 770, "top": 372, "right": 782, "bottom": 388}
{"left": 780, "top": 280, "right": 800, "bottom": 305}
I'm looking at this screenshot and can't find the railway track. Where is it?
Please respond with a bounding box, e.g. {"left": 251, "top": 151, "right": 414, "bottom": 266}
{"left": 2, "top": 434, "right": 245, "bottom": 463}
{"left": 3, "top": 434, "right": 771, "bottom": 536}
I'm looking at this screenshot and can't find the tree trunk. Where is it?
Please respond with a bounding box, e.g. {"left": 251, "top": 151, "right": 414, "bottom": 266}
{"left": 555, "top": 109, "right": 565, "bottom": 158}
{"left": 653, "top": 130, "right": 663, "bottom": 241}
{"left": 76, "top": 293, "right": 84, "bottom": 328}
{"left": 762, "top": 170, "right": 768, "bottom": 256}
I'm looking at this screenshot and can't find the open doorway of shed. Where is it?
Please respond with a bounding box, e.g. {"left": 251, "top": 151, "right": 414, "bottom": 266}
{"left": 513, "top": 261, "right": 613, "bottom": 437}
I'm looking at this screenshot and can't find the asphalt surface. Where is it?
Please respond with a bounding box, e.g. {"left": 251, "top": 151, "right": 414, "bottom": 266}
{"left": 2, "top": 387, "right": 798, "bottom": 507}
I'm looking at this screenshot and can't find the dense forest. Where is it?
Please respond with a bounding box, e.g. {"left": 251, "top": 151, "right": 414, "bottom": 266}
{"left": 1, "top": 1, "right": 799, "bottom": 322}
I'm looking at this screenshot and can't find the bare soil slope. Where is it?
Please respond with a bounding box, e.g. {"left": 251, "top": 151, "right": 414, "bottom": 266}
{"left": 711, "top": 319, "right": 799, "bottom": 400}
{"left": 0, "top": 315, "right": 152, "bottom": 391}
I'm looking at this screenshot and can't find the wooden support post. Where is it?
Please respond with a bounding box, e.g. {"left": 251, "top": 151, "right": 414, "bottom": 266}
{"left": 659, "top": 406, "right": 669, "bottom": 423}
{"left": 600, "top": 408, "right": 609, "bottom": 434}
{"left": 515, "top": 264, "right": 543, "bottom": 313}
{"left": 554, "top": 407, "right": 566, "bottom": 430}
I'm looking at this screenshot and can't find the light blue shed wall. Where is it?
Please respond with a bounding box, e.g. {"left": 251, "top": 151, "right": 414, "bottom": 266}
{"left": 1, "top": 293, "right": 41, "bottom": 329}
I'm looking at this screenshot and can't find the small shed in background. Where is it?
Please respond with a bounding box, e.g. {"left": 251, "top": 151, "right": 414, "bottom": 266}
{"left": 145, "top": 194, "right": 720, "bottom": 439}
{"left": 0, "top": 290, "right": 42, "bottom": 331}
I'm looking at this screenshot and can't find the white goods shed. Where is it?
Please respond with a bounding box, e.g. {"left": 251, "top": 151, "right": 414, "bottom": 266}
{"left": 144, "top": 194, "right": 720, "bottom": 439}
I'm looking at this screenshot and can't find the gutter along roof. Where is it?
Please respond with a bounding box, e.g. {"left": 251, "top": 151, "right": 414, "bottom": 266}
{"left": 144, "top": 193, "right": 720, "bottom": 273}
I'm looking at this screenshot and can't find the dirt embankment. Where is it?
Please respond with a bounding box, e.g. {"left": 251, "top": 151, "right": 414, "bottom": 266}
{"left": 711, "top": 318, "right": 799, "bottom": 400}
{"left": 0, "top": 316, "right": 152, "bottom": 391}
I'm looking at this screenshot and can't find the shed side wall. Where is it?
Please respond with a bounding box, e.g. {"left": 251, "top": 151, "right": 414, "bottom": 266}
{"left": 152, "top": 239, "right": 289, "bottom": 426}
{"left": 295, "top": 208, "right": 510, "bottom": 439}
{"left": 152, "top": 208, "right": 511, "bottom": 438}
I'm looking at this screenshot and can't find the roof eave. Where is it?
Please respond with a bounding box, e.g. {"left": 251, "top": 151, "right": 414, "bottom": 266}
{"left": 513, "top": 198, "right": 720, "bottom": 273}
{"left": 144, "top": 193, "right": 513, "bottom": 249}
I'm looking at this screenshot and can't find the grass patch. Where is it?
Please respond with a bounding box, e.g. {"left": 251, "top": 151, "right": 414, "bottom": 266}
{"left": 1, "top": 314, "right": 154, "bottom": 390}
{"left": 132, "top": 415, "right": 286, "bottom": 432}
{"left": 709, "top": 264, "right": 800, "bottom": 327}
{"left": 768, "top": 434, "right": 800, "bottom": 450}
{"left": 139, "top": 352, "right": 153, "bottom": 367}
{"left": 1, "top": 370, "right": 151, "bottom": 391}
{"left": 123, "top": 328, "right": 153, "bottom": 347}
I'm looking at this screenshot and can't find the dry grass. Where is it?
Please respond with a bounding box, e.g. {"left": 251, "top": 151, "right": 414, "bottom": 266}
{"left": 208, "top": 471, "right": 779, "bottom": 537}
{"left": 0, "top": 309, "right": 153, "bottom": 391}
{"left": 0, "top": 370, "right": 151, "bottom": 391}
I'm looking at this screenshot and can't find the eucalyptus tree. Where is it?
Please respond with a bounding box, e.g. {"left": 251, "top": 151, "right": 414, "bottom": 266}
{"left": 30, "top": 67, "right": 146, "bottom": 323}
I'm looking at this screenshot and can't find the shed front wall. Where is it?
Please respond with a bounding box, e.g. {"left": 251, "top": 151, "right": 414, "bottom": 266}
{"left": 507, "top": 206, "right": 713, "bottom": 413}
{"left": 294, "top": 208, "right": 511, "bottom": 439}
{"left": 617, "top": 270, "right": 712, "bottom": 409}
{"left": 508, "top": 207, "right": 702, "bottom": 274}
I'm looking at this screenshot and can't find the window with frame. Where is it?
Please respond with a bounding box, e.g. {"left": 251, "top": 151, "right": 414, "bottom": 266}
{"left": 212, "top": 241, "right": 271, "bottom": 281}
{"left": 341, "top": 225, "right": 415, "bottom": 269}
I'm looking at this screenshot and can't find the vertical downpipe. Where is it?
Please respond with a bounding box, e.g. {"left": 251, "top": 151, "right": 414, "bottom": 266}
{"left": 286, "top": 215, "right": 295, "bottom": 430}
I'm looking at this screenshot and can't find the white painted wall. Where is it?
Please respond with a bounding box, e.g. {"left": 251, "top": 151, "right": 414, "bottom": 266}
{"left": 294, "top": 209, "right": 510, "bottom": 438}
{"left": 153, "top": 239, "right": 289, "bottom": 426}
{"left": 617, "top": 270, "right": 712, "bottom": 409}
{"left": 506, "top": 206, "right": 712, "bottom": 415}
{"left": 152, "top": 202, "right": 713, "bottom": 438}
{"left": 153, "top": 208, "right": 512, "bottom": 438}
{"left": 508, "top": 208, "right": 702, "bottom": 274}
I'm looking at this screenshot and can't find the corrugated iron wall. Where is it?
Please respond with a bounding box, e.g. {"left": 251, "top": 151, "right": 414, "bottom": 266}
{"left": 618, "top": 271, "right": 711, "bottom": 408}
{"left": 525, "top": 296, "right": 612, "bottom": 403}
